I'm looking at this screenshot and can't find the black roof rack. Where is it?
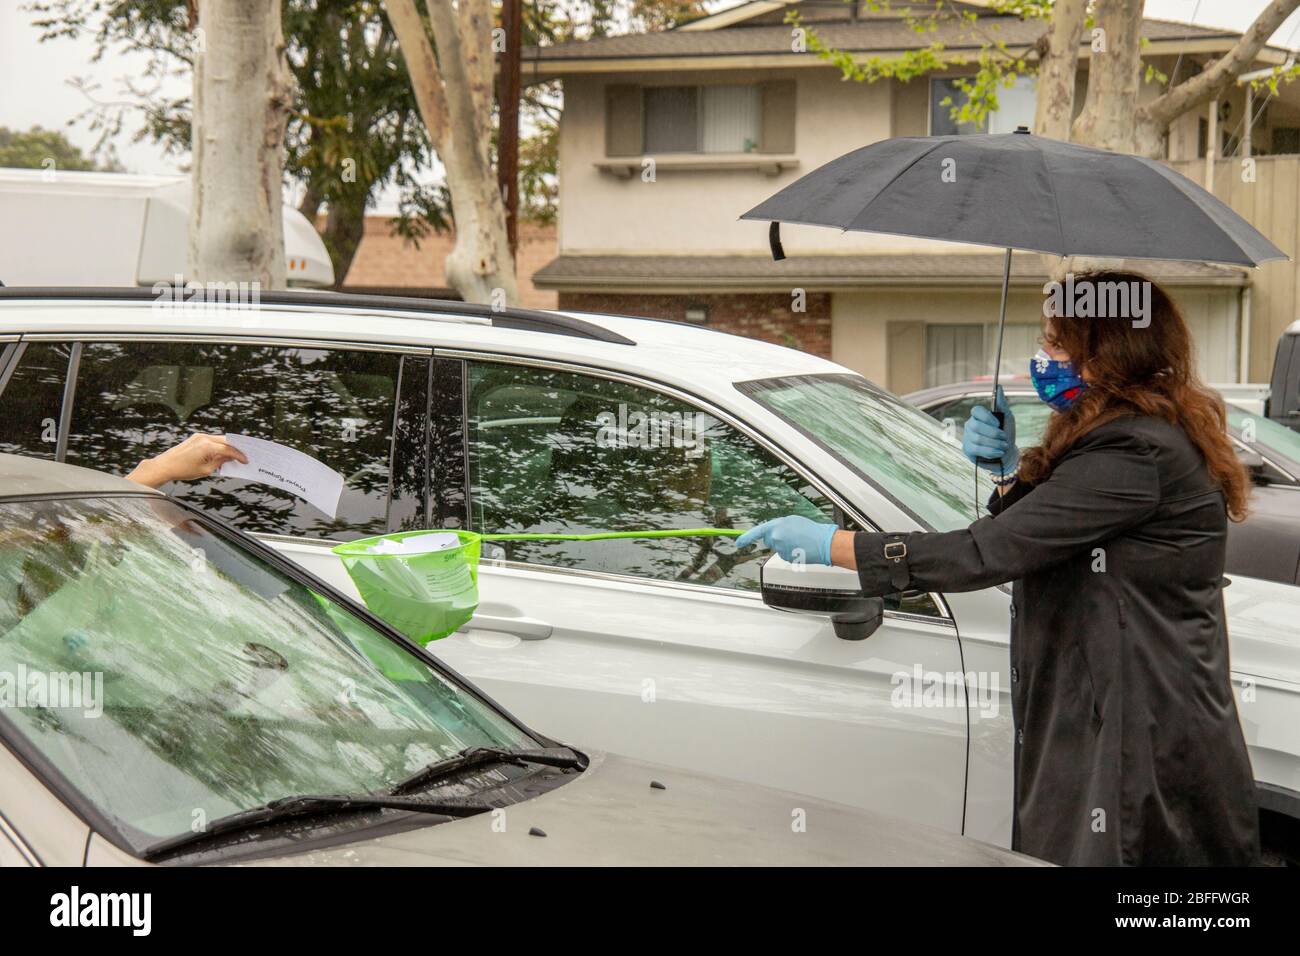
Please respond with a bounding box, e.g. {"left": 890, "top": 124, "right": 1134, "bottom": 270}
{"left": 0, "top": 286, "right": 637, "bottom": 346}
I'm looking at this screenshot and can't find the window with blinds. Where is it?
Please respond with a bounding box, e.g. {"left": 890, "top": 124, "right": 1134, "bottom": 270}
{"left": 606, "top": 81, "right": 795, "bottom": 157}
{"left": 924, "top": 324, "right": 1039, "bottom": 387}
{"left": 643, "top": 85, "right": 760, "bottom": 154}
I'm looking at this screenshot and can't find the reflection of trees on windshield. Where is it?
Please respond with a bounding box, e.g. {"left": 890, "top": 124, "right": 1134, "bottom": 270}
{"left": 467, "top": 364, "right": 831, "bottom": 590}
{"left": 0, "top": 498, "right": 528, "bottom": 841}
{"left": 390, "top": 356, "right": 431, "bottom": 531}
{"left": 65, "top": 343, "right": 400, "bottom": 540}
{"left": 0, "top": 342, "right": 72, "bottom": 460}
{"left": 744, "top": 375, "right": 992, "bottom": 532}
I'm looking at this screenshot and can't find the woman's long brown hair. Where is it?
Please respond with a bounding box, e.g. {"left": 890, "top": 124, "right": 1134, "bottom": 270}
{"left": 1018, "top": 271, "right": 1249, "bottom": 521}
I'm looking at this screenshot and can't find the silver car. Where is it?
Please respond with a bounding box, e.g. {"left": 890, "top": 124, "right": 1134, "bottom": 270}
{"left": 0, "top": 454, "right": 1038, "bottom": 867}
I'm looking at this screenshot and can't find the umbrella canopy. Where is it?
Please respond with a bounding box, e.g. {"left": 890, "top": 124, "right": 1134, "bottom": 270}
{"left": 741, "top": 129, "right": 1286, "bottom": 267}
{"left": 743, "top": 128, "right": 1287, "bottom": 475}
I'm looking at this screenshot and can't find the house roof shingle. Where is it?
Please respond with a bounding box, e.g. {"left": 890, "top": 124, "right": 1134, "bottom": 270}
{"left": 533, "top": 252, "right": 1248, "bottom": 289}
{"left": 527, "top": 16, "right": 1248, "bottom": 64}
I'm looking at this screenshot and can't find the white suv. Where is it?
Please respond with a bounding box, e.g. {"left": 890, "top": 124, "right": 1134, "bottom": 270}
{"left": 2, "top": 288, "right": 1297, "bottom": 859}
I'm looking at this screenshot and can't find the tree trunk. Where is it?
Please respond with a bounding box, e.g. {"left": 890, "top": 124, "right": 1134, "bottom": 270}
{"left": 323, "top": 196, "right": 368, "bottom": 289}
{"left": 388, "top": 0, "right": 518, "bottom": 305}
{"left": 298, "top": 183, "right": 323, "bottom": 221}
{"left": 190, "top": 0, "right": 293, "bottom": 290}
{"left": 1034, "top": 0, "right": 1089, "bottom": 141}
{"left": 1070, "top": 0, "right": 1145, "bottom": 152}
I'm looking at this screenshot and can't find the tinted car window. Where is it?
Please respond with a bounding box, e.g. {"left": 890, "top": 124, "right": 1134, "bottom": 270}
{"left": 65, "top": 342, "right": 402, "bottom": 539}
{"left": 0, "top": 342, "right": 72, "bottom": 460}
{"left": 465, "top": 361, "right": 833, "bottom": 591}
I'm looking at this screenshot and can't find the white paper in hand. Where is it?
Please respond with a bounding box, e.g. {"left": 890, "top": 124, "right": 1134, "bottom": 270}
{"left": 219, "top": 434, "right": 345, "bottom": 519}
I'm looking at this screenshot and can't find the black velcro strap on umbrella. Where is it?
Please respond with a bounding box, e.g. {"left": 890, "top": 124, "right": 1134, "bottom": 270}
{"left": 769, "top": 221, "right": 786, "bottom": 261}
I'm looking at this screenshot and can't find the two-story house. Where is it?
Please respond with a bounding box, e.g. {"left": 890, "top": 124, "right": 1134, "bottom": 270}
{"left": 528, "top": 0, "right": 1300, "bottom": 392}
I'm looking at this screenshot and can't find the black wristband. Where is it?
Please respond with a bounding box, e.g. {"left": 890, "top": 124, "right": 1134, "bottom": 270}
{"left": 883, "top": 535, "right": 910, "bottom": 591}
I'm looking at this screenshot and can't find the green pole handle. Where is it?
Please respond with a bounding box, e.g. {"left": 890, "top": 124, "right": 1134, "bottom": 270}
{"left": 479, "top": 528, "right": 743, "bottom": 543}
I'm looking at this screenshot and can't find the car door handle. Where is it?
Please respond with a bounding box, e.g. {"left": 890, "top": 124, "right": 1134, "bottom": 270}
{"left": 464, "top": 614, "right": 553, "bottom": 641}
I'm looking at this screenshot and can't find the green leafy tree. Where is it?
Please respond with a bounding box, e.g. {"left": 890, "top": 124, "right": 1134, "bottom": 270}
{"left": 283, "top": 1, "right": 444, "bottom": 283}
{"left": 797, "top": 0, "right": 1300, "bottom": 157}
{"left": 789, "top": 0, "right": 1051, "bottom": 133}
{"left": 0, "top": 125, "right": 121, "bottom": 171}
{"left": 519, "top": 119, "right": 558, "bottom": 225}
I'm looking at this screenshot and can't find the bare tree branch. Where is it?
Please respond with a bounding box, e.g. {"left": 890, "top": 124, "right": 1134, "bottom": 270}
{"left": 1141, "top": 0, "right": 1300, "bottom": 128}
{"left": 386, "top": 0, "right": 449, "bottom": 146}
{"left": 388, "top": 0, "right": 518, "bottom": 304}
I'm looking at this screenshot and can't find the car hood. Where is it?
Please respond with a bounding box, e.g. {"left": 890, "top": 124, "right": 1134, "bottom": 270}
{"left": 241, "top": 750, "right": 1043, "bottom": 867}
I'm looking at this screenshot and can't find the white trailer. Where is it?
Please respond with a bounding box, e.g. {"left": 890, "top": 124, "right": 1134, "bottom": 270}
{"left": 0, "top": 167, "right": 333, "bottom": 288}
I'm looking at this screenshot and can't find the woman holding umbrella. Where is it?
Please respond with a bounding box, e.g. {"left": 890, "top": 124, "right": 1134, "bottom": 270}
{"left": 739, "top": 271, "right": 1258, "bottom": 866}
{"left": 736, "top": 129, "right": 1283, "bottom": 866}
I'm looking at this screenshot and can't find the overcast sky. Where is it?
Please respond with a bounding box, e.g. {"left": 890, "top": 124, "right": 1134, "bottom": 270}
{"left": 2, "top": 1, "right": 1298, "bottom": 207}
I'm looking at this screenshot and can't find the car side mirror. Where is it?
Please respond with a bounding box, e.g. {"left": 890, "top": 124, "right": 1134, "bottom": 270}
{"left": 759, "top": 554, "right": 884, "bottom": 641}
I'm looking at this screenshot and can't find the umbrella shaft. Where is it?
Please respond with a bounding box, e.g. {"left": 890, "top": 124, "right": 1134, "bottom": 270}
{"left": 990, "top": 247, "right": 1013, "bottom": 408}
{"left": 975, "top": 247, "right": 1014, "bottom": 469}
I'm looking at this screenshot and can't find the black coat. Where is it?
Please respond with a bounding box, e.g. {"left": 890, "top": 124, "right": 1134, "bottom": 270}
{"left": 852, "top": 415, "right": 1259, "bottom": 866}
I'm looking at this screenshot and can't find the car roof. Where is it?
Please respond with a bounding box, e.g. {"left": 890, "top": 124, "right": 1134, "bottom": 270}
{"left": 0, "top": 289, "right": 843, "bottom": 391}
{"left": 0, "top": 453, "right": 157, "bottom": 499}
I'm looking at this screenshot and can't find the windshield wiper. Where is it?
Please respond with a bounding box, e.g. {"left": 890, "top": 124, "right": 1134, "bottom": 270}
{"left": 390, "top": 745, "right": 588, "bottom": 796}
{"left": 141, "top": 747, "right": 587, "bottom": 861}
{"left": 142, "top": 791, "right": 493, "bottom": 862}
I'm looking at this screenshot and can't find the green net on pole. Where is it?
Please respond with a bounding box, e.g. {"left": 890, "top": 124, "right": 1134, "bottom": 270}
{"left": 333, "top": 528, "right": 743, "bottom": 645}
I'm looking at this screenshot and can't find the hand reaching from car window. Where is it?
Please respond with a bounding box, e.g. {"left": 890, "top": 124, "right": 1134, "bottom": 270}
{"left": 126, "top": 433, "right": 249, "bottom": 489}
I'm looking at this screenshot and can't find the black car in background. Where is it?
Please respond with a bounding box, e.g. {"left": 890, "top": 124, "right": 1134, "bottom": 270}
{"left": 907, "top": 380, "right": 1300, "bottom": 587}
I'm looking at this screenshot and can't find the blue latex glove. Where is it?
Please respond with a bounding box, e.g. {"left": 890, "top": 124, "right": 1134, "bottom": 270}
{"left": 961, "top": 386, "right": 1019, "bottom": 473}
{"left": 736, "top": 515, "right": 838, "bottom": 565}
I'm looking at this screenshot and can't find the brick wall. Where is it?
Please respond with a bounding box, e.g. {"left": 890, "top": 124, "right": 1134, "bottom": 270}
{"left": 558, "top": 291, "right": 832, "bottom": 358}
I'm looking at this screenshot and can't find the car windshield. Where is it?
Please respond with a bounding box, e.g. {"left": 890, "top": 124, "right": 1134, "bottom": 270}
{"left": 740, "top": 373, "right": 993, "bottom": 531}
{"left": 0, "top": 495, "right": 532, "bottom": 852}
{"left": 1227, "top": 403, "right": 1300, "bottom": 467}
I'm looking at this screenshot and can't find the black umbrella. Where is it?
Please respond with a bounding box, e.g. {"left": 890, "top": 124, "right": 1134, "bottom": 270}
{"left": 741, "top": 127, "right": 1287, "bottom": 432}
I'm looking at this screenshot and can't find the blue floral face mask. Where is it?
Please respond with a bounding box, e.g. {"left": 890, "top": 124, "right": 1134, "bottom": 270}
{"left": 1030, "top": 348, "right": 1086, "bottom": 410}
